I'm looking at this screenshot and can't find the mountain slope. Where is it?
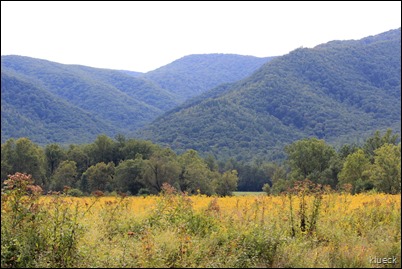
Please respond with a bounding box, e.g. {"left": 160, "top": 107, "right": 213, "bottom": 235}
{"left": 1, "top": 70, "right": 117, "bottom": 144}
{"left": 138, "top": 28, "right": 401, "bottom": 161}
{"left": 1, "top": 53, "right": 270, "bottom": 144}
{"left": 142, "top": 53, "right": 273, "bottom": 101}
{"left": 1, "top": 56, "right": 177, "bottom": 142}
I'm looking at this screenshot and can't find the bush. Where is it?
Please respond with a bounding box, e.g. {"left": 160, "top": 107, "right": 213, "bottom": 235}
{"left": 262, "top": 183, "right": 271, "bottom": 195}
{"left": 138, "top": 188, "right": 151, "bottom": 196}
{"left": 67, "top": 188, "right": 84, "bottom": 197}
{"left": 1, "top": 173, "right": 83, "bottom": 268}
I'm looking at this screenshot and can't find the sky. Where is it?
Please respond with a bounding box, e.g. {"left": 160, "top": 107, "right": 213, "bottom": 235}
{"left": 1, "top": 1, "right": 401, "bottom": 73}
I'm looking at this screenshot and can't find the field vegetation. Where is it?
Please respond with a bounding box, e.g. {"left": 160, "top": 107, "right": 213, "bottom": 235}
{"left": 2, "top": 173, "right": 400, "bottom": 268}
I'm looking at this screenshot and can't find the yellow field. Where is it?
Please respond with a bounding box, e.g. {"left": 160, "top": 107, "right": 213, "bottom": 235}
{"left": 38, "top": 192, "right": 401, "bottom": 220}
{"left": 2, "top": 191, "right": 401, "bottom": 268}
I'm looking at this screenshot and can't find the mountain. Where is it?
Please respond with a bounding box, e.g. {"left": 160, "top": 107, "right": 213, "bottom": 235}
{"left": 1, "top": 56, "right": 177, "bottom": 144}
{"left": 142, "top": 54, "right": 273, "bottom": 101}
{"left": 138, "top": 28, "right": 401, "bottom": 161}
{"left": 1, "top": 70, "right": 116, "bottom": 144}
{"left": 1, "top": 54, "right": 270, "bottom": 144}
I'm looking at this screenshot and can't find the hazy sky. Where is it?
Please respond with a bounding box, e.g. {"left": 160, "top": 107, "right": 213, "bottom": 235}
{"left": 1, "top": 1, "right": 401, "bottom": 72}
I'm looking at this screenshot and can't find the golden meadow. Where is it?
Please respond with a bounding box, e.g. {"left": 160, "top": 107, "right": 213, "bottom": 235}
{"left": 1, "top": 176, "right": 400, "bottom": 268}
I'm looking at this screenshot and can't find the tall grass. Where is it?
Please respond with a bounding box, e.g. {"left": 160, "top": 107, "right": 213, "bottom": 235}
{"left": 2, "top": 175, "right": 401, "bottom": 268}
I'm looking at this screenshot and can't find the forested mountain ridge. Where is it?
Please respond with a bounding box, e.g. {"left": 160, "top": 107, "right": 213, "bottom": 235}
{"left": 1, "top": 56, "right": 174, "bottom": 143}
{"left": 1, "top": 70, "right": 117, "bottom": 144}
{"left": 1, "top": 54, "right": 270, "bottom": 144}
{"left": 142, "top": 54, "right": 273, "bottom": 101}
{"left": 138, "top": 28, "right": 401, "bottom": 161}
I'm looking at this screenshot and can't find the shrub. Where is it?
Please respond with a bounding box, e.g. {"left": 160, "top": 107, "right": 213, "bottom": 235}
{"left": 67, "top": 188, "right": 84, "bottom": 197}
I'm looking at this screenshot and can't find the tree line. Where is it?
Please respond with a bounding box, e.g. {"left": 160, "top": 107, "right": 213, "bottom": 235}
{"left": 1, "top": 134, "right": 237, "bottom": 196}
{"left": 1, "top": 129, "right": 400, "bottom": 196}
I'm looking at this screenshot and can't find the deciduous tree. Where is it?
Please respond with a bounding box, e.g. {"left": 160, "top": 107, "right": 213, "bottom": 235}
{"left": 285, "top": 138, "right": 336, "bottom": 183}
{"left": 369, "top": 143, "right": 401, "bottom": 194}
{"left": 338, "top": 149, "right": 371, "bottom": 193}
{"left": 50, "top": 160, "right": 78, "bottom": 191}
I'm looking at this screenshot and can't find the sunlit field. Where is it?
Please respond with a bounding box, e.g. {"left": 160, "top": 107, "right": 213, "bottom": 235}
{"left": 2, "top": 179, "right": 400, "bottom": 268}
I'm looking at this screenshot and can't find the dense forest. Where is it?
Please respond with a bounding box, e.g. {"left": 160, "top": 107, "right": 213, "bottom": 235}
{"left": 143, "top": 54, "right": 272, "bottom": 101}
{"left": 1, "top": 54, "right": 270, "bottom": 145}
{"left": 139, "top": 28, "right": 401, "bottom": 161}
{"left": 1, "top": 129, "right": 400, "bottom": 195}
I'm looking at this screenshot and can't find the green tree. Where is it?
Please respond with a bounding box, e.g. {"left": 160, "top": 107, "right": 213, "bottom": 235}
{"left": 260, "top": 162, "right": 294, "bottom": 194}
{"left": 363, "top": 129, "right": 399, "bottom": 162}
{"left": 1, "top": 140, "right": 14, "bottom": 182}
{"left": 178, "top": 149, "right": 214, "bottom": 195}
{"left": 369, "top": 143, "right": 401, "bottom": 194}
{"left": 120, "top": 139, "right": 156, "bottom": 161}
{"left": 271, "top": 178, "right": 294, "bottom": 195}
{"left": 285, "top": 138, "right": 336, "bottom": 183}
{"left": 214, "top": 170, "right": 238, "bottom": 196}
{"left": 262, "top": 183, "right": 271, "bottom": 195}
{"left": 261, "top": 162, "right": 287, "bottom": 184}
{"left": 67, "top": 144, "right": 90, "bottom": 175}
{"left": 1, "top": 138, "right": 46, "bottom": 187}
{"left": 236, "top": 162, "right": 267, "bottom": 191}
{"left": 142, "top": 148, "right": 180, "bottom": 193}
{"left": 45, "top": 143, "right": 67, "bottom": 177}
{"left": 204, "top": 154, "right": 218, "bottom": 171}
{"left": 322, "top": 154, "right": 343, "bottom": 188}
{"left": 50, "top": 160, "right": 78, "bottom": 191}
{"left": 83, "top": 162, "right": 115, "bottom": 192}
{"left": 114, "top": 158, "right": 145, "bottom": 195}
{"left": 113, "top": 133, "right": 127, "bottom": 163}
{"left": 87, "top": 134, "right": 116, "bottom": 165}
{"left": 338, "top": 149, "right": 371, "bottom": 193}
{"left": 338, "top": 143, "right": 359, "bottom": 159}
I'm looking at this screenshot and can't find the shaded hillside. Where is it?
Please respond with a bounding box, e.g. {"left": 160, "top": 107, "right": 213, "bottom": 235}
{"left": 143, "top": 54, "right": 273, "bottom": 101}
{"left": 139, "top": 28, "right": 401, "bottom": 161}
{"left": 1, "top": 56, "right": 179, "bottom": 144}
{"left": 1, "top": 54, "right": 270, "bottom": 144}
{"left": 1, "top": 55, "right": 178, "bottom": 128}
{"left": 1, "top": 70, "right": 116, "bottom": 144}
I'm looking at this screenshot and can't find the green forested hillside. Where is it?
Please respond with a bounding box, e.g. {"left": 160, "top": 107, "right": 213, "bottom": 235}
{"left": 1, "top": 70, "right": 116, "bottom": 144}
{"left": 139, "top": 28, "right": 401, "bottom": 161}
{"left": 1, "top": 56, "right": 175, "bottom": 144}
{"left": 1, "top": 54, "right": 269, "bottom": 144}
{"left": 143, "top": 54, "right": 273, "bottom": 101}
